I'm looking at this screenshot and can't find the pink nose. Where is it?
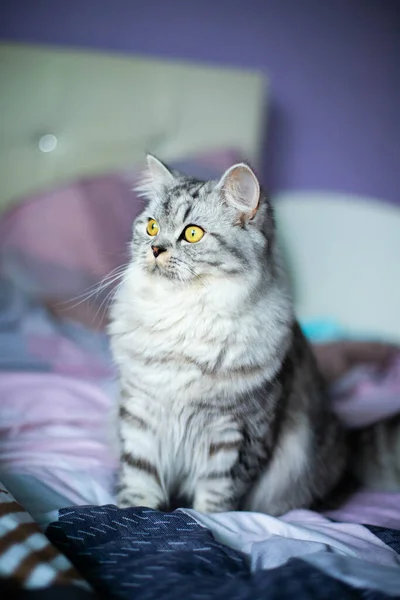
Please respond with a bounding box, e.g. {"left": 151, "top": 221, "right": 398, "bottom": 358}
{"left": 152, "top": 246, "right": 167, "bottom": 258}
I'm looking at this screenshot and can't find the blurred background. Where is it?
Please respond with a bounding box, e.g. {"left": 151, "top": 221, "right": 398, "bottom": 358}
{"left": 1, "top": 0, "right": 399, "bottom": 201}
{"left": 0, "top": 0, "right": 399, "bottom": 341}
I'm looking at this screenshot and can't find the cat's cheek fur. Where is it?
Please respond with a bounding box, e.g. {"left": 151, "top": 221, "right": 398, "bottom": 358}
{"left": 145, "top": 248, "right": 154, "bottom": 267}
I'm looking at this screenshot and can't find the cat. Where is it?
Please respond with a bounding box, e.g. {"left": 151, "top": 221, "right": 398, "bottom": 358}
{"left": 108, "top": 155, "right": 347, "bottom": 515}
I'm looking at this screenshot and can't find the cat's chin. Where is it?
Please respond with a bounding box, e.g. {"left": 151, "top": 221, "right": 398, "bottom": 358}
{"left": 146, "top": 263, "right": 170, "bottom": 277}
{"left": 144, "top": 263, "right": 189, "bottom": 283}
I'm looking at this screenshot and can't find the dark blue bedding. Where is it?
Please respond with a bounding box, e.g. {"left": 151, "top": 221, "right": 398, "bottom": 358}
{"left": 45, "top": 505, "right": 400, "bottom": 600}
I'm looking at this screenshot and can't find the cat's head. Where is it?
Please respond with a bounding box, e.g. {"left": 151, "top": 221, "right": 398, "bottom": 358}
{"left": 130, "top": 155, "right": 275, "bottom": 284}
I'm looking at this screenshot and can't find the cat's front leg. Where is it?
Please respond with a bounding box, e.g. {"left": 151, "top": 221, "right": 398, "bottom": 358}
{"left": 117, "top": 402, "right": 166, "bottom": 510}
{"left": 193, "top": 428, "right": 243, "bottom": 513}
{"left": 118, "top": 457, "right": 165, "bottom": 509}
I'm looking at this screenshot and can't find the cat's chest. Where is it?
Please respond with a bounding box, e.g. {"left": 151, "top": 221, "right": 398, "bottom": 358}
{"left": 129, "top": 281, "right": 257, "bottom": 364}
{"left": 135, "top": 288, "right": 225, "bottom": 340}
{"left": 117, "top": 291, "right": 238, "bottom": 383}
{"left": 123, "top": 269, "right": 250, "bottom": 342}
{"left": 111, "top": 270, "right": 289, "bottom": 399}
{"left": 144, "top": 396, "right": 230, "bottom": 485}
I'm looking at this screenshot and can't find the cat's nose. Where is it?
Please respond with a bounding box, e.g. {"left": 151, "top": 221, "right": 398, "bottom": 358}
{"left": 152, "top": 246, "right": 167, "bottom": 258}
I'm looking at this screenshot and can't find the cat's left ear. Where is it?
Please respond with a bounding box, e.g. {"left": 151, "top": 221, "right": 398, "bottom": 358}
{"left": 146, "top": 154, "right": 175, "bottom": 187}
{"left": 136, "top": 154, "right": 175, "bottom": 199}
{"left": 217, "top": 163, "right": 260, "bottom": 221}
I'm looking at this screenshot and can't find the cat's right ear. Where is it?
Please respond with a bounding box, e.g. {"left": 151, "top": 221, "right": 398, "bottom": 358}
{"left": 135, "top": 154, "right": 175, "bottom": 199}
{"left": 217, "top": 163, "right": 260, "bottom": 222}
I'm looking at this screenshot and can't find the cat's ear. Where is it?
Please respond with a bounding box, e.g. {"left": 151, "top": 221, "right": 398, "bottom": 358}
{"left": 146, "top": 154, "right": 175, "bottom": 186}
{"left": 136, "top": 154, "right": 175, "bottom": 199}
{"left": 217, "top": 163, "right": 260, "bottom": 220}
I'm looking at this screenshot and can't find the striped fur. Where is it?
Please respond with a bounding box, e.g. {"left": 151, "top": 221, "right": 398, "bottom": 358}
{"left": 349, "top": 414, "right": 400, "bottom": 492}
{"left": 109, "top": 157, "right": 347, "bottom": 514}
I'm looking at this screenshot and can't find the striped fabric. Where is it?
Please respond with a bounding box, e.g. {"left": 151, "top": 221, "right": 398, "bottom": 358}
{"left": 0, "top": 482, "right": 90, "bottom": 593}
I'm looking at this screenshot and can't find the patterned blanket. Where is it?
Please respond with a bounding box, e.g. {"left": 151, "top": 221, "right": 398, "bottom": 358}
{"left": 0, "top": 483, "right": 95, "bottom": 598}
{"left": 2, "top": 483, "right": 400, "bottom": 599}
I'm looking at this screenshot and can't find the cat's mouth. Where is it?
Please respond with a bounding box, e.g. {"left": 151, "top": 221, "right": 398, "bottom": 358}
{"left": 146, "top": 262, "right": 180, "bottom": 281}
{"left": 144, "top": 251, "right": 199, "bottom": 283}
{"left": 145, "top": 262, "right": 200, "bottom": 285}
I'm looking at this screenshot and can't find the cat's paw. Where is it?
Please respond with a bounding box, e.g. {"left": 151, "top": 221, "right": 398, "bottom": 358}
{"left": 193, "top": 497, "right": 234, "bottom": 514}
{"left": 117, "top": 492, "right": 160, "bottom": 510}
{"left": 192, "top": 500, "right": 210, "bottom": 514}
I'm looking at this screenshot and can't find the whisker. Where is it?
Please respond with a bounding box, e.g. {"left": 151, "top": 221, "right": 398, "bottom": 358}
{"left": 185, "top": 264, "right": 210, "bottom": 290}
{"left": 92, "top": 285, "right": 120, "bottom": 326}
{"left": 93, "top": 271, "right": 128, "bottom": 323}
{"left": 56, "top": 264, "right": 129, "bottom": 312}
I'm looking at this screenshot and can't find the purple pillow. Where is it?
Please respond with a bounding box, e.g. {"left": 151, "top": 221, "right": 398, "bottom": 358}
{"left": 0, "top": 149, "right": 241, "bottom": 326}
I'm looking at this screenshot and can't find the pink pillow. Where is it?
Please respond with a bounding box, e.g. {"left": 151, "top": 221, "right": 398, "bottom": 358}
{"left": 0, "top": 150, "right": 241, "bottom": 327}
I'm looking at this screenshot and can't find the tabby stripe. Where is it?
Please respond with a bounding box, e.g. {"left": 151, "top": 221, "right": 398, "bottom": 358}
{"left": 199, "top": 258, "right": 243, "bottom": 275}
{"left": 200, "top": 260, "right": 244, "bottom": 276}
{"left": 124, "top": 351, "right": 202, "bottom": 372}
{"left": 120, "top": 406, "right": 150, "bottom": 431}
{"left": 123, "top": 382, "right": 158, "bottom": 400}
{"left": 182, "top": 204, "right": 193, "bottom": 222}
{"left": 125, "top": 493, "right": 146, "bottom": 501}
{"left": 122, "top": 453, "right": 161, "bottom": 486}
{"left": 189, "top": 182, "right": 205, "bottom": 198}
{"left": 190, "top": 401, "right": 241, "bottom": 414}
{"left": 209, "top": 440, "right": 241, "bottom": 456}
{"left": 205, "top": 470, "right": 232, "bottom": 480}
{"left": 206, "top": 488, "right": 231, "bottom": 498}
{"left": 162, "top": 194, "right": 172, "bottom": 215}
{"left": 117, "top": 483, "right": 146, "bottom": 501}
{"left": 211, "top": 233, "right": 249, "bottom": 266}
{"left": 203, "top": 500, "right": 232, "bottom": 511}
{"left": 222, "top": 267, "right": 243, "bottom": 275}
{"left": 200, "top": 259, "right": 221, "bottom": 268}
{"left": 118, "top": 491, "right": 147, "bottom": 504}
{"left": 171, "top": 198, "right": 189, "bottom": 220}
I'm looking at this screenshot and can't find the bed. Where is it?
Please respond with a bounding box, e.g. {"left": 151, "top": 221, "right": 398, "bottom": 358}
{"left": 0, "top": 42, "right": 399, "bottom": 600}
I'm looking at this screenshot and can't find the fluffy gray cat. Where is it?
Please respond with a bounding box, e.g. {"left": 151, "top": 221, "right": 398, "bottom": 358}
{"left": 108, "top": 155, "right": 347, "bottom": 514}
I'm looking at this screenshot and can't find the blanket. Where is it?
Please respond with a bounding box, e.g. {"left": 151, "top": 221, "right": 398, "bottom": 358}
{"left": 2, "top": 488, "right": 399, "bottom": 599}
{"left": 45, "top": 504, "right": 400, "bottom": 599}
{"left": 0, "top": 483, "right": 95, "bottom": 598}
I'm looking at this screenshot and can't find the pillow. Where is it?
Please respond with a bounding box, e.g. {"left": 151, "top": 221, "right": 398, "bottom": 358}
{"left": 0, "top": 149, "right": 242, "bottom": 328}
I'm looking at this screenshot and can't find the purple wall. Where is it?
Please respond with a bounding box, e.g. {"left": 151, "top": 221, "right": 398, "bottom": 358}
{"left": 1, "top": 0, "right": 399, "bottom": 205}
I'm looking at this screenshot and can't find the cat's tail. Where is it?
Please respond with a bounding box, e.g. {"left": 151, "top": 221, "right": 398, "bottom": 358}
{"left": 348, "top": 414, "right": 400, "bottom": 492}
{"left": 313, "top": 414, "right": 400, "bottom": 513}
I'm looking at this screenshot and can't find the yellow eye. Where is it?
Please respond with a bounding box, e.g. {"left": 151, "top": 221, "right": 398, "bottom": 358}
{"left": 146, "top": 219, "right": 159, "bottom": 236}
{"left": 184, "top": 225, "right": 205, "bottom": 243}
